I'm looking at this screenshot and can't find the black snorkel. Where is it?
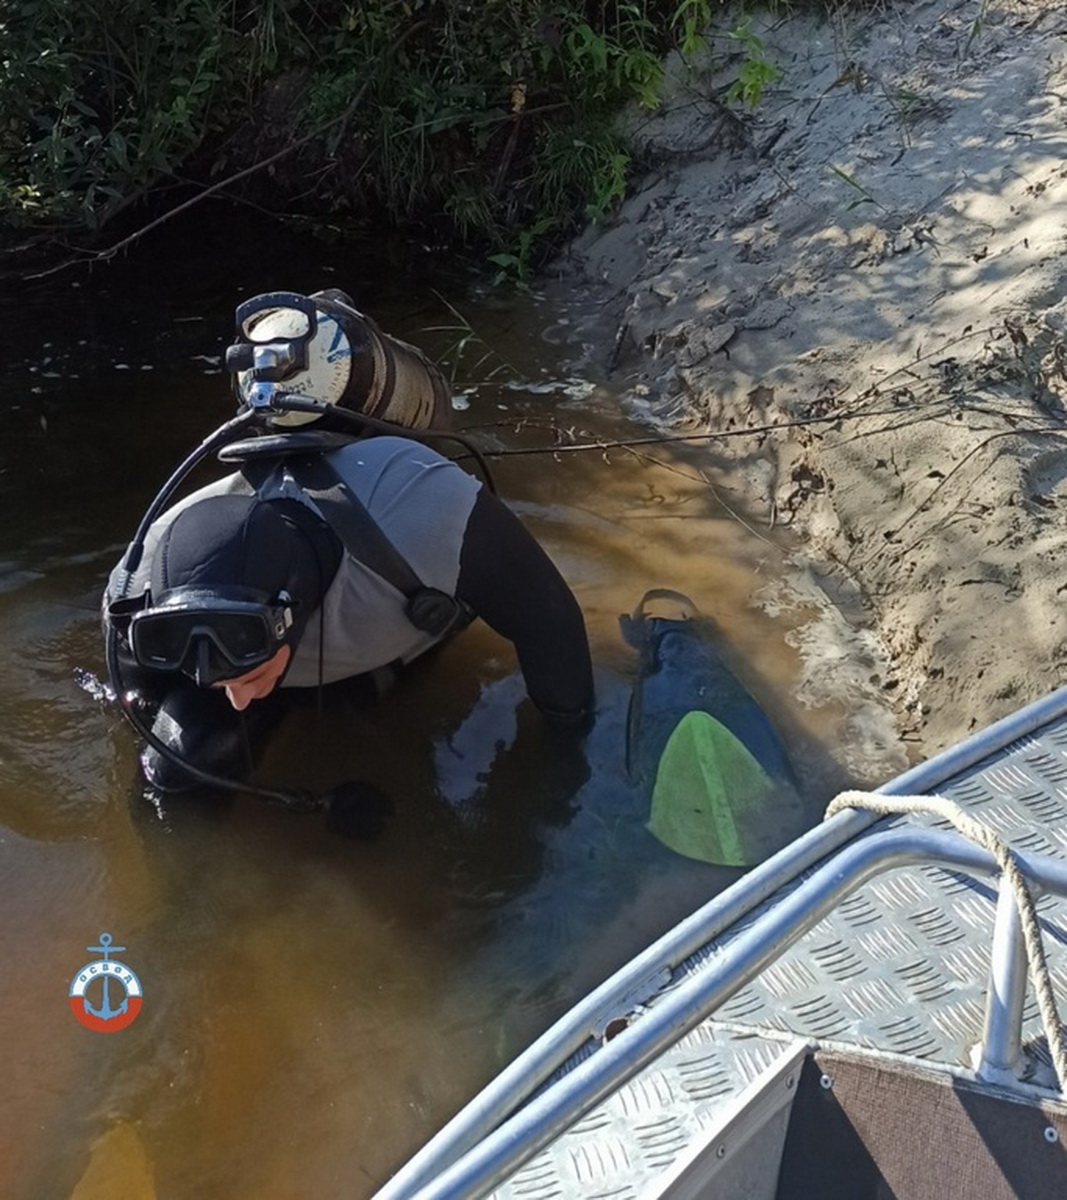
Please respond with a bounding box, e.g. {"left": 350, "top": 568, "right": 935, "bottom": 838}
{"left": 105, "top": 290, "right": 478, "bottom": 833}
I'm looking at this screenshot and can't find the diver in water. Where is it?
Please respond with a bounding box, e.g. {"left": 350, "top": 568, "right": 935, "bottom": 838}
{"left": 102, "top": 289, "right": 594, "bottom": 814}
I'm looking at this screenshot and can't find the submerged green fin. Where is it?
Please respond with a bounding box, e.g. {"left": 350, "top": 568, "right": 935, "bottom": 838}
{"left": 648, "top": 709, "right": 777, "bottom": 867}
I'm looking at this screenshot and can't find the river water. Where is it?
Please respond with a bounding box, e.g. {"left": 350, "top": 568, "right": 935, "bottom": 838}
{"left": 0, "top": 215, "right": 908, "bottom": 1197}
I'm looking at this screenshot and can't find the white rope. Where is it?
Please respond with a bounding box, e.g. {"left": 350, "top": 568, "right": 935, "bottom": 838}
{"left": 826, "top": 789, "right": 1067, "bottom": 1092}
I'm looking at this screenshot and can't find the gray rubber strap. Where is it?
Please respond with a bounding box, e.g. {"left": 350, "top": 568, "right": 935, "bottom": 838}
{"left": 284, "top": 455, "right": 425, "bottom": 598}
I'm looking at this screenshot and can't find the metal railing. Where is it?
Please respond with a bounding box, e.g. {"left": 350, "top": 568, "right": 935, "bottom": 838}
{"left": 412, "top": 829, "right": 1067, "bottom": 1199}
{"left": 374, "top": 683, "right": 1067, "bottom": 1200}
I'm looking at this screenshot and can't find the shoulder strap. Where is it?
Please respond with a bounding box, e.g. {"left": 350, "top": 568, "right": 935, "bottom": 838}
{"left": 286, "top": 454, "right": 423, "bottom": 598}
{"left": 283, "top": 454, "right": 471, "bottom": 639}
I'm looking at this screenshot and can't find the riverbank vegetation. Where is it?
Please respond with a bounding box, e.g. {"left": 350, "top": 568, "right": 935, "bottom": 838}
{"left": 0, "top": 0, "right": 778, "bottom": 273}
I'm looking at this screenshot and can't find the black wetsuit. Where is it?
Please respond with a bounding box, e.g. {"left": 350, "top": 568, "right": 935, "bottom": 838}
{"left": 106, "top": 438, "right": 593, "bottom": 791}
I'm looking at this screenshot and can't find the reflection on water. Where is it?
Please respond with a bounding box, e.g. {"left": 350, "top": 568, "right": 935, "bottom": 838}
{"left": 0, "top": 216, "right": 906, "bottom": 1198}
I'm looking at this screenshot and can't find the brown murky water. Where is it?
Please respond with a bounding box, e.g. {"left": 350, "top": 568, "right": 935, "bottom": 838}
{"left": 0, "top": 218, "right": 906, "bottom": 1198}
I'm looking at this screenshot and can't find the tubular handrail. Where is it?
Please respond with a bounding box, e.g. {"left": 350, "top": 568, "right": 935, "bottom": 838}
{"left": 979, "top": 877, "right": 1030, "bottom": 1084}
{"left": 409, "top": 827, "right": 1067, "bottom": 1200}
{"left": 373, "top": 683, "right": 1067, "bottom": 1200}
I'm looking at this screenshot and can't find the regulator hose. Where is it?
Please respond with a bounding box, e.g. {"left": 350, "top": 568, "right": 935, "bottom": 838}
{"left": 288, "top": 396, "right": 498, "bottom": 495}
{"left": 107, "top": 406, "right": 323, "bottom": 812}
{"left": 105, "top": 624, "right": 321, "bottom": 812}
{"left": 107, "top": 389, "right": 489, "bottom": 823}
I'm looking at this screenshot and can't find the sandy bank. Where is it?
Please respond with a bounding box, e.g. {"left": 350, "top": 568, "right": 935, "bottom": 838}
{"left": 560, "top": 0, "right": 1067, "bottom": 757}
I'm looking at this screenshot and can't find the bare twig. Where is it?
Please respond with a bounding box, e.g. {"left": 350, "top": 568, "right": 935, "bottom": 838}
{"left": 869, "top": 425, "right": 1067, "bottom": 563}
{"left": 463, "top": 400, "right": 996, "bottom": 458}
{"left": 618, "top": 443, "right": 778, "bottom": 546}
{"left": 27, "top": 22, "right": 427, "bottom": 281}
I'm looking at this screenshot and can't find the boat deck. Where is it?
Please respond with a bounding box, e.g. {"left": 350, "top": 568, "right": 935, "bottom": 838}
{"left": 376, "top": 689, "right": 1067, "bottom": 1200}
{"left": 489, "top": 715, "right": 1067, "bottom": 1197}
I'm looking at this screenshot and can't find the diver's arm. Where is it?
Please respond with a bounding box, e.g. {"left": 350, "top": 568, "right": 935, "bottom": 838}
{"left": 456, "top": 488, "right": 594, "bottom": 728}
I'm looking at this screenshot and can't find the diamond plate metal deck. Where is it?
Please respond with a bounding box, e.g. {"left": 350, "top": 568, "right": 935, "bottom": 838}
{"left": 708, "top": 716, "right": 1067, "bottom": 1078}
{"left": 486, "top": 712, "right": 1067, "bottom": 1199}
{"left": 491, "top": 1026, "right": 803, "bottom": 1200}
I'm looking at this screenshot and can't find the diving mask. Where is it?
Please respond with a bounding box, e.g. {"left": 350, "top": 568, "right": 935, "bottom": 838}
{"left": 128, "top": 587, "right": 293, "bottom": 686}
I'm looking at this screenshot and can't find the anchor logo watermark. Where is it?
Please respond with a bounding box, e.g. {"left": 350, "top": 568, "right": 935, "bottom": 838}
{"left": 69, "top": 933, "right": 143, "bottom": 1033}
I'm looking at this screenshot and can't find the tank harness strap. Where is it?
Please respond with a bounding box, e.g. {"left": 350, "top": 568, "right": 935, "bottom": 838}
{"left": 283, "top": 455, "right": 472, "bottom": 641}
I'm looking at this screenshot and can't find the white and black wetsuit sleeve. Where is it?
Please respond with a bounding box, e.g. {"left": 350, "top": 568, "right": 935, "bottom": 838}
{"left": 456, "top": 488, "right": 594, "bottom": 728}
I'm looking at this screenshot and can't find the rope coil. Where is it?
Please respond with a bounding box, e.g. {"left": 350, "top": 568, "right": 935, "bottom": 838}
{"left": 826, "top": 790, "right": 1067, "bottom": 1093}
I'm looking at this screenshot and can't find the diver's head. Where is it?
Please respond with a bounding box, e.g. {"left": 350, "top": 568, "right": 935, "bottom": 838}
{"left": 128, "top": 493, "right": 341, "bottom": 688}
